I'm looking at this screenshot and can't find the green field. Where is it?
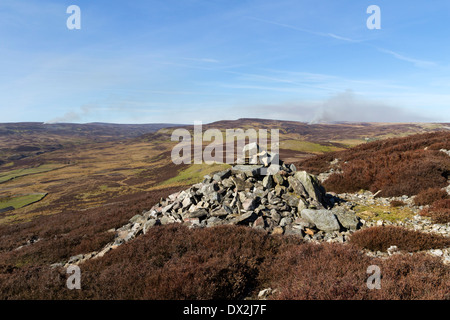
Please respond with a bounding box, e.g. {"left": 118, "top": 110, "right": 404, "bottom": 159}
{"left": 0, "top": 164, "right": 62, "bottom": 184}
{"left": 280, "top": 140, "right": 343, "bottom": 153}
{"left": 0, "top": 193, "right": 48, "bottom": 211}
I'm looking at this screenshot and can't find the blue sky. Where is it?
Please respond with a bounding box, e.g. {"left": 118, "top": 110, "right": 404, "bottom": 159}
{"left": 1, "top": 0, "right": 449, "bottom": 124}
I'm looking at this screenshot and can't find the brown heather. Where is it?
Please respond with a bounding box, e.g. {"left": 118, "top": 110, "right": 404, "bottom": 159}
{"left": 297, "top": 132, "right": 450, "bottom": 197}
{"left": 414, "top": 187, "right": 449, "bottom": 206}
{"left": 0, "top": 186, "right": 187, "bottom": 267}
{"left": 349, "top": 226, "right": 450, "bottom": 252}
{"left": 1, "top": 224, "right": 449, "bottom": 300}
{"left": 390, "top": 200, "right": 406, "bottom": 207}
{"left": 420, "top": 199, "right": 450, "bottom": 224}
{"left": 260, "top": 242, "right": 450, "bottom": 300}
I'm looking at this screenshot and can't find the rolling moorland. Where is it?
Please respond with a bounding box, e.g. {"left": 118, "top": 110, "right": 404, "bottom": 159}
{"left": 0, "top": 119, "right": 449, "bottom": 300}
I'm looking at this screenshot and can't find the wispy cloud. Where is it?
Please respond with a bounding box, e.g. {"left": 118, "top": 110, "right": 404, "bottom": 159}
{"left": 181, "top": 57, "right": 220, "bottom": 63}
{"left": 246, "top": 16, "right": 358, "bottom": 42}
{"left": 327, "top": 33, "right": 355, "bottom": 42}
{"left": 248, "top": 16, "right": 437, "bottom": 69}
{"left": 377, "top": 48, "right": 436, "bottom": 68}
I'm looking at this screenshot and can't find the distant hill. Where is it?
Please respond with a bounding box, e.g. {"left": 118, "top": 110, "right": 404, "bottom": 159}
{"left": 0, "top": 122, "right": 183, "bottom": 165}
{"left": 0, "top": 122, "right": 182, "bottom": 138}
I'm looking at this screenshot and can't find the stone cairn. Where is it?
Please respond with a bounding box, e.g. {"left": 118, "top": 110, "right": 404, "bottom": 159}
{"left": 65, "top": 143, "right": 362, "bottom": 266}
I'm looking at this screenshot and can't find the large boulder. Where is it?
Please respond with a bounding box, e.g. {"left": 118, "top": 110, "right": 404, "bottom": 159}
{"left": 287, "top": 176, "right": 307, "bottom": 197}
{"left": 300, "top": 209, "right": 340, "bottom": 232}
{"left": 332, "top": 208, "right": 361, "bottom": 231}
{"left": 213, "top": 169, "right": 231, "bottom": 182}
{"left": 294, "top": 171, "right": 326, "bottom": 204}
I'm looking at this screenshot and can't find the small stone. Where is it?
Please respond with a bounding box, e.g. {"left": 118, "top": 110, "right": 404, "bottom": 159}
{"left": 188, "top": 208, "right": 208, "bottom": 219}
{"left": 262, "top": 175, "right": 273, "bottom": 189}
{"left": 271, "top": 226, "right": 284, "bottom": 235}
{"left": 183, "top": 217, "right": 200, "bottom": 225}
{"left": 182, "top": 196, "right": 192, "bottom": 208}
{"left": 280, "top": 217, "right": 292, "bottom": 227}
{"left": 288, "top": 176, "right": 307, "bottom": 197}
{"left": 206, "top": 216, "right": 224, "bottom": 227}
{"left": 258, "top": 288, "right": 273, "bottom": 299}
{"left": 253, "top": 216, "right": 266, "bottom": 229}
{"left": 242, "top": 198, "right": 256, "bottom": 211}
{"left": 129, "top": 214, "right": 144, "bottom": 224}
{"left": 231, "top": 211, "right": 257, "bottom": 225}
{"left": 333, "top": 209, "right": 360, "bottom": 230}
{"left": 211, "top": 207, "right": 228, "bottom": 217}
{"left": 50, "top": 263, "right": 64, "bottom": 269}
{"left": 231, "top": 165, "right": 263, "bottom": 178}
{"left": 271, "top": 210, "right": 281, "bottom": 224}
{"left": 273, "top": 173, "right": 284, "bottom": 186}
{"left": 387, "top": 245, "right": 399, "bottom": 256}
{"left": 430, "top": 249, "right": 443, "bottom": 257}
{"left": 284, "top": 227, "right": 304, "bottom": 237}
{"left": 213, "top": 169, "right": 231, "bottom": 182}
{"left": 143, "top": 219, "right": 160, "bottom": 234}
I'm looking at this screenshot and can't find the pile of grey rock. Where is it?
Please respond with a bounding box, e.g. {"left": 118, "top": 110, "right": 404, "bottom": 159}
{"left": 63, "top": 147, "right": 364, "bottom": 267}
{"left": 110, "top": 159, "right": 362, "bottom": 249}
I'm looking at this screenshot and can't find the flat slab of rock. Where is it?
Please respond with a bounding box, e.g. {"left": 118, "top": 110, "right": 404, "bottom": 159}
{"left": 187, "top": 208, "right": 208, "bottom": 219}
{"left": 300, "top": 209, "right": 340, "bottom": 232}
{"left": 231, "top": 165, "right": 264, "bottom": 177}
{"left": 231, "top": 211, "right": 257, "bottom": 225}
